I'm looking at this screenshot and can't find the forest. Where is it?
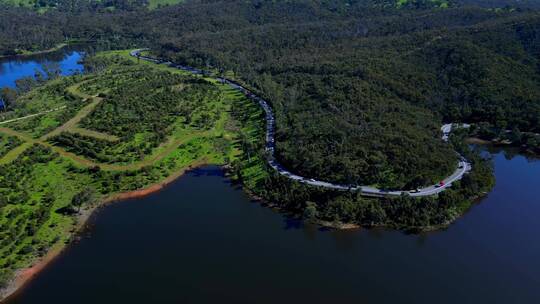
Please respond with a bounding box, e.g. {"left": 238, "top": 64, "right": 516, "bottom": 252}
{"left": 1, "top": 0, "right": 538, "bottom": 289}
{"left": 2, "top": 0, "right": 539, "bottom": 186}
{"left": 0, "top": 0, "right": 537, "bottom": 204}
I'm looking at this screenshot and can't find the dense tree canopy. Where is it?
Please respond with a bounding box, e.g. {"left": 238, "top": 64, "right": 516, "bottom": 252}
{"left": 1, "top": 0, "right": 539, "bottom": 187}
{"left": 0, "top": 3, "right": 529, "bottom": 286}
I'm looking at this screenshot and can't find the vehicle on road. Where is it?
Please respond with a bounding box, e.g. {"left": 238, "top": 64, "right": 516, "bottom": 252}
{"left": 130, "top": 49, "right": 471, "bottom": 198}
{"left": 435, "top": 181, "right": 445, "bottom": 188}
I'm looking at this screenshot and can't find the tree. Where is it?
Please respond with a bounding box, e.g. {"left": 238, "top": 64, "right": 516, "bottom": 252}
{"left": 303, "top": 201, "right": 319, "bottom": 221}
{"left": 0, "top": 87, "right": 17, "bottom": 110}
{"left": 15, "top": 76, "right": 37, "bottom": 93}
{"left": 71, "top": 187, "right": 96, "bottom": 213}
{"left": 41, "top": 191, "right": 56, "bottom": 206}
{"left": 42, "top": 61, "right": 61, "bottom": 80}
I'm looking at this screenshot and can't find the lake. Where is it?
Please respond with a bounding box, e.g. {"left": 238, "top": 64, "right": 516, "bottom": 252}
{"left": 1, "top": 50, "right": 539, "bottom": 304}
{"left": 0, "top": 47, "right": 84, "bottom": 90}
{"left": 5, "top": 150, "right": 540, "bottom": 304}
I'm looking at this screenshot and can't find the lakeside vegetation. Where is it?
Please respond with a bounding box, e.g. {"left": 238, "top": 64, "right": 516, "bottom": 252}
{"left": 0, "top": 0, "right": 539, "bottom": 295}
{"left": 0, "top": 48, "right": 497, "bottom": 292}
{"left": 0, "top": 50, "right": 247, "bottom": 290}
{"left": 229, "top": 98, "right": 495, "bottom": 231}
{"left": 467, "top": 124, "right": 540, "bottom": 155}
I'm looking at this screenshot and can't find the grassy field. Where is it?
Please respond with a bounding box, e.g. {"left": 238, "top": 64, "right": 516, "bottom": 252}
{"left": 0, "top": 49, "right": 265, "bottom": 290}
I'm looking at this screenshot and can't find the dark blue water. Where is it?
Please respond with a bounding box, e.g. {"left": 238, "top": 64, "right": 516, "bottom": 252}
{"left": 5, "top": 150, "right": 540, "bottom": 304}
{"left": 0, "top": 49, "right": 84, "bottom": 89}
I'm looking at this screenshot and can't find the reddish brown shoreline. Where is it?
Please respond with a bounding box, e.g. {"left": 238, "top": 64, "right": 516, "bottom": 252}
{"left": 0, "top": 160, "right": 207, "bottom": 302}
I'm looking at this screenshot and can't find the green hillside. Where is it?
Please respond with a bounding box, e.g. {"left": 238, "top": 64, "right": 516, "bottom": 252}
{"left": 0, "top": 0, "right": 536, "bottom": 231}
{"left": 0, "top": 50, "right": 256, "bottom": 286}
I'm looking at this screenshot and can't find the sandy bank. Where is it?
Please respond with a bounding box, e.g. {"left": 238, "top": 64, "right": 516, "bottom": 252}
{"left": 0, "top": 160, "right": 207, "bottom": 302}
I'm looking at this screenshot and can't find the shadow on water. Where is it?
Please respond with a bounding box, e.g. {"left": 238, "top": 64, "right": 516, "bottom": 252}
{"left": 189, "top": 166, "right": 225, "bottom": 177}
{"left": 282, "top": 217, "right": 303, "bottom": 230}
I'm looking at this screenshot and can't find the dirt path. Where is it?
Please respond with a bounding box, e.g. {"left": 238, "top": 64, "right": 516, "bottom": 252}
{"left": 48, "top": 80, "right": 118, "bottom": 141}
{"left": 0, "top": 106, "right": 67, "bottom": 126}
{"left": 0, "top": 106, "right": 213, "bottom": 171}
{"left": 40, "top": 81, "right": 118, "bottom": 141}
{"left": 0, "top": 124, "right": 210, "bottom": 171}
{"left": 0, "top": 127, "right": 38, "bottom": 143}
{"left": 69, "top": 127, "right": 119, "bottom": 142}
{"left": 0, "top": 142, "right": 32, "bottom": 165}
{"left": 40, "top": 97, "right": 102, "bottom": 141}
{"left": 0, "top": 55, "right": 232, "bottom": 172}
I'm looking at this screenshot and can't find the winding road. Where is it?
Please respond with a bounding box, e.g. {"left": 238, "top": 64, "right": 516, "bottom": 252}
{"left": 130, "top": 49, "right": 471, "bottom": 197}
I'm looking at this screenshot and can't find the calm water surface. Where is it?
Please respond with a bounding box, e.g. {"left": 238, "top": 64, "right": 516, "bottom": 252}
{"left": 0, "top": 48, "right": 84, "bottom": 89}
{"left": 5, "top": 150, "right": 540, "bottom": 304}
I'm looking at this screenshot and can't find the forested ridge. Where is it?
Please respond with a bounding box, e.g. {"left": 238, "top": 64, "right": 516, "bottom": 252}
{"left": 150, "top": 1, "right": 540, "bottom": 182}
{"left": 0, "top": 0, "right": 538, "bottom": 213}
{"left": 1, "top": 2, "right": 536, "bottom": 288}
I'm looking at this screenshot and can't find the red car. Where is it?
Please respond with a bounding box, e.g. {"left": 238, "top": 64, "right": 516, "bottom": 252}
{"left": 435, "top": 181, "right": 445, "bottom": 188}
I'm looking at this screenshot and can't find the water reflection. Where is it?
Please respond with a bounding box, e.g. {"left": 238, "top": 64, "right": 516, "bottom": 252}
{"left": 0, "top": 44, "right": 115, "bottom": 88}
{"left": 282, "top": 217, "right": 303, "bottom": 230}
{"left": 0, "top": 45, "right": 88, "bottom": 90}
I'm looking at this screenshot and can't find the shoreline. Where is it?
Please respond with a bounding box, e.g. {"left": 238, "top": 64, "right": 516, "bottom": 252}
{"left": 0, "top": 49, "right": 503, "bottom": 300}
{"left": 0, "top": 155, "right": 494, "bottom": 301}
{"left": 0, "top": 160, "right": 208, "bottom": 302}
{"left": 0, "top": 43, "right": 68, "bottom": 60}
{"left": 466, "top": 137, "right": 540, "bottom": 157}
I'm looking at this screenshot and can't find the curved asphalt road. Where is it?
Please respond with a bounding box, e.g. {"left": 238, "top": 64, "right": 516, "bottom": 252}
{"left": 130, "top": 49, "right": 471, "bottom": 197}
